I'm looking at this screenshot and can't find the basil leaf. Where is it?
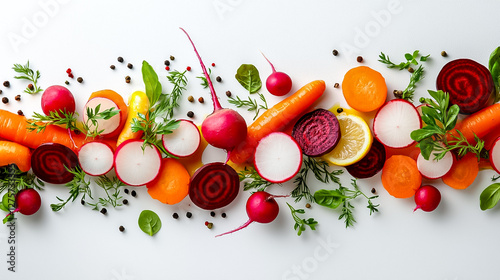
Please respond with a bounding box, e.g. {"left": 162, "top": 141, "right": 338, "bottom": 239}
{"left": 488, "top": 47, "right": 500, "bottom": 102}
{"left": 314, "top": 189, "right": 347, "bottom": 209}
{"left": 480, "top": 183, "right": 500, "bottom": 210}
{"left": 138, "top": 210, "right": 162, "bottom": 236}
{"left": 235, "top": 64, "right": 262, "bottom": 94}
{"left": 142, "top": 61, "right": 162, "bottom": 105}
{"left": 410, "top": 126, "right": 441, "bottom": 142}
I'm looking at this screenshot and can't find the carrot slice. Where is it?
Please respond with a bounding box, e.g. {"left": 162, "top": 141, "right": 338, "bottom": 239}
{"left": 342, "top": 66, "right": 387, "bottom": 112}
{"left": 0, "top": 141, "right": 31, "bottom": 172}
{"left": 146, "top": 158, "right": 190, "bottom": 204}
{"left": 442, "top": 153, "right": 479, "bottom": 190}
{"left": 381, "top": 155, "right": 422, "bottom": 198}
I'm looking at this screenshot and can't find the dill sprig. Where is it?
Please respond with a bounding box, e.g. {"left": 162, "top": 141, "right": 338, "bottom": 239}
{"left": 12, "top": 61, "right": 43, "bottom": 94}
{"left": 287, "top": 203, "right": 318, "bottom": 236}
{"left": 87, "top": 176, "right": 125, "bottom": 211}
{"left": 50, "top": 167, "right": 93, "bottom": 212}
{"left": 165, "top": 70, "right": 188, "bottom": 118}
{"left": 228, "top": 93, "right": 268, "bottom": 120}
{"left": 238, "top": 166, "right": 274, "bottom": 192}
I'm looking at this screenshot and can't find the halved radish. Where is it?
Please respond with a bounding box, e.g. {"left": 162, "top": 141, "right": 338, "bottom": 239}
{"left": 373, "top": 99, "right": 422, "bottom": 148}
{"left": 78, "top": 142, "right": 114, "bottom": 176}
{"left": 162, "top": 120, "right": 201, "bottom": 157}
{"left": 254, "top": 132, "right": 302, "bottom": 183}
{"left": 490, "top": 137, "right": 500, "bottom": 173}
{"left": 416, "top": 151, "right": 454, "bottom": 179}
{"left": 114, "top": 140, "right": 162, "bottom": 186}
{"left": 83, "top": 97, "right": 122, "bottom": 137}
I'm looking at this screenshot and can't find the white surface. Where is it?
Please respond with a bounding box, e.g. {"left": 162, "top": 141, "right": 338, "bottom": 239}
{"left": 0, "top": 1, "right": 500, "bottom": 279}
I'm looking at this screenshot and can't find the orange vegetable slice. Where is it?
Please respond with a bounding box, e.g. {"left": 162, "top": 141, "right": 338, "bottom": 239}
{"left": 442, "top": 153, "right": 479, "bottom": 190}
{"left": 342, "top": 66, "right": 387, "bottom": 112}
{"left": 146, "top": 158, "right": 190, "bottom": 204}
{"left": 381, "top": 155, "right": 422, "bottom": 198}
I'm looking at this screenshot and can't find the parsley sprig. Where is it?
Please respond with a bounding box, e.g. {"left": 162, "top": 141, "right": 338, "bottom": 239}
{"left": 13, "top": 61, "right": 43, "bottom": 94}
{"left": 287, "top": 203, "right": 318, "bottom": 236}
{"left": 228, "top": 92, "right": 268, "bottom": 120}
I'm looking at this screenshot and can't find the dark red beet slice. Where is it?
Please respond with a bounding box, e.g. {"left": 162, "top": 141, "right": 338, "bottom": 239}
{"left": 436, "top": 58, "right": 494, "bottom": 114}
{"left": 31, "top": 143, "right": 79, "bottom": 184}
{"left": 346, "top": 139, "right": 386, "bottom": 179}
{"left": 291, "top": 109, "right": 340, "bottom": 157}
{"left": 189, "top": 162, "right": 239, "bottom": 210}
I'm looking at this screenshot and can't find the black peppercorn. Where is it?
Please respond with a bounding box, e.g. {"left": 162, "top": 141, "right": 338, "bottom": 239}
{"left": 28, "top": 84, "right": 34, "bottom": 91}
{"left": 2, "top": 97, "right": 8, "bottom": 104}
{"left": 14, "top": 95, "right": 21, "bottom": 101}
{"left": 77, "top": 77, "right": 83, "bottom": 83}
{"left": 17, "top": 110, "right": 23, "bottom": 116}
{"left": 65, "top": 80, "right": 70, "bottom": 85}
{"left": 441, "top": 51, "right": 448, "bottom": 57}
{"left": 0, "top": 90, "right": 2, "bottom": 94}
{"left": 81, "top": 199, "right": 85, "bottom": 205}
{"left": 124, "top": 188, "right": 129, "bottom": 194}
{"left": 216, "top": 76, "right": 222, "bottom": 82}
{"left": 164, "top": 60, "right": 170, "bottom": 66}
{"left": 221, "top": 213, "right": 226, "bottom": 218}
{"left": 131, "top": 190, "right": 136, "bottom": 197}
{"left": 305, "top": 203, "right": 311, "bottom": 209}
{"left": 172, "top": 213, "right": 179, "bottom": 219}
{"left": 3, "top": 81, "right": 10, "bottom": 87}
{"left": 334, "top": 83, "right": 340, "bottom": 88}
{"left": 123, "top": 199, "right": 128, "bottom": 205}
{"left": 226, "top": 90, "right": 231, "bottom": 97}
{"left": 210, "top": 211, "right": 215, "bottom": 217}
{"left": 117, "top": 56, "right": 124, "bottom": 63}
{"left": 100, "top": 208, "right": 107, "bottom": 214}
{"left": 336, "top": 107, "right": 343, "bottom": 114}
{"left": 125, "top": 76, "right": 131, "bottom": 83}
{"left": 127, "top": 63, "right": 133, "bottom": 69}
{"left": 371, "top": 188, "right": 376, "bottom": 194}
{"left": 187, "top": 111, "right": 194, "bottom": 118}
{"left": 170, "top": 55, "right": 175, "bottom": 61}
{"left": 110, "top": 65, "right": 116, "bottom": 70}
{"left": 119, "top": 226, "right": 125, "bottom": 232}
{"left": 356, "top": 56, "right": 363, "bottom": 63}
{"left": 332, "top": 49, "right": 339, "bottom": 56}
{"left": 206, "top": 222, "right": 213, "bottom": 229}
{"left": 186, "top": 212, "right": 192, "bottom": 218}
{"left": 408, "top": 67, "right": 414, "bottom": 73}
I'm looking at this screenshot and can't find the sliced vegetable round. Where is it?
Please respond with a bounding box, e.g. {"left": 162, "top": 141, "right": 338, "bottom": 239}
{"left": 489, "top": 137, "right": 500, "bottom": 173}
{"left": 292, "top": 109, "right": 340, "bottom": 157}
{"left": 162, "top": 119, "right": 201, "bottom": 157}
{"left": 416, "top": 151, "right": 454, "bottom": 179}
{"left": 436, "top": 58, "right": 494, "bottom": 114}
{"left": 31, "top": 143, "right": 79, "bottom": 184}
{"left": 346, "top": 138, "right": 386, "bottom": 179}
{"left": 78, "top": 141, "right": 114, "bottom": 176}
{"left": 189, "top": 162, "right": 239, "bottom": 210}
{"left": 114, "top": 140, "right": 162, "bottom": 186}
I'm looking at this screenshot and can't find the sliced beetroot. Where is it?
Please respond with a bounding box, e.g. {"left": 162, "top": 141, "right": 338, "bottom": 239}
{"left": 31, "top": 143, "right": 79, "bottom": 184}
{"left": 346, "top": 138, "right": 386, "bottom": 179}
{"left": 292, "top": 109, "right": 340, "bottom": 157}
{"left": 189, "top": 162, "right": 240, "bottom": 210}
{"left": 436, "top": 58, "right": 494, "bottom": 114}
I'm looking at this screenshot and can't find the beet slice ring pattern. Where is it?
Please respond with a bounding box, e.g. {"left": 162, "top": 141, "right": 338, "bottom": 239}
{"left": 189, "top": 162, "right": 240, "bottom": 210}
{"left": 31, "top": 143, "right": 80, "bottom": 184}
{"left": 292, "top": 109, "right": 340, "bottom": 157}
{"left": 345, "top": 138, "right": 386, "bottom": 179}
{"left": 436, "top": 58, "right": 494, "bottom": 114}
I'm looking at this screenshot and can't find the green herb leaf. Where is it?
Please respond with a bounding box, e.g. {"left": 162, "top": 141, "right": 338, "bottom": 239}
{"left": 287, "top": 203, "right": 318, "bottom": 236}
{"left": 313, "top": 189, "right": 346, "bottom": 209}
{"left": 488, "top": 46, "right": 500, "bottom": 102}
{"left": 138, "top": 210, "right": 162, "bottom": 236}
{"left": 12, "top": 61, "right": 43, "bottom": 94}
{"left": 480, "top": 183, "right": 500, "bottom": 210}
{"left": 235, "top": 64, "right": 262, "bottom": 94}
{"left": 142, "top": 61, "right": 162, "bottom": 106}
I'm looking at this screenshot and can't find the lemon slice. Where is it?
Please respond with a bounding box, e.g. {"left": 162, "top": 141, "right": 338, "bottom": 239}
{"left": 322, "top": 114, "right": 373, "bottom": 166}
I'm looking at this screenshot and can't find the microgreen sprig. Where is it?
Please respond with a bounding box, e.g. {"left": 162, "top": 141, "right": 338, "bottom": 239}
{"left": 12, "top": 61, "right": 43, "bottom": 94}
{"left": 238, "top": 166, "right": 274, "bottom": 192}
{"left": 228, "top": 93, "right": 268, "bottom": 120}
{"left": 287, "top": 203, "right": 318, "bottom": 236}
{"left": 50, "top": 167, "right": 93, "bottom": 212}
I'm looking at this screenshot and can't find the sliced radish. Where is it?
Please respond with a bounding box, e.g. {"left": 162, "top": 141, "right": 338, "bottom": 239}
{"left": 78, "top": 142, "right": 114, "bottom": 176}
{"left": 373, "top": 99, "right": 422, "bottom": 148}
{"left": 490, "top": 137, "right": 500, "bottom": 173}
{"left": 416, "top": 151, "right": 454, "bottom": 179}
{"left": 254, "top": 132, "right": 302, "bottom": 183}
{"left": 114, "top": 140, "right": 162, "bottom": 186}
{"left": 83, "top": 97, "right": 122, "bottom": 137}
{"left": 162, "top": 120, "right": 201, "bottom": 157}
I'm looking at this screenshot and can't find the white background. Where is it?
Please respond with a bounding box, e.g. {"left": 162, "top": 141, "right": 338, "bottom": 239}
{"left": 0, "top": 0, "right": 499, "bottom": 279}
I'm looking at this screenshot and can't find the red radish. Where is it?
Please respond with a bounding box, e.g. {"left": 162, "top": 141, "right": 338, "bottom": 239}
{"left": 254, "top": 132, "right": 302, "bottom": 183}
{"left": 216, "top": 191, "right": 287, "bottom": 237}
{"left": 189, "top": 162, "right": 239, "bottom": 210}
{"left": 291, "top": 109, "right": 340, "bottom": 157}
{"left": 5, "top": 189, "right": 41, "bottom": 217}
{"left": 78, "top": 142, "right": 114, "bottom": 176}
{"left": 162, "top": 120, "right": 201, "bottom": 157}
{"left": 373, "top": 99, "right": 422, "bottom": 148}
{"left": 31, "top": 143, "right": 79, "bottom": 184}
{"left": 41, "top": 85, "right": 76, "bottom": 115}
{"left": 82, "top": 97, "right": 122, "bottom": 137}
{"left": 414, "top": 185, "right": 441, "bottom": 212}
{"left": 114, "top": 139, "right": 162, "bottom": 186}
{"left": 416, "top": 151, "right": 454, "bottom": 179}
{"left": 180, "top": 28, "right": 247, "bottom": 155}
{"left": 346, "top": 138, "right": 386, "bottom": 179}
{"left": 261, "top": 52, "right": 292, "bottom": 96}
{"left": 437, "top": 58, "right": 494, "bottom": 114}
{"left": 489, "top": 136, "right": 500, "bottom": 173}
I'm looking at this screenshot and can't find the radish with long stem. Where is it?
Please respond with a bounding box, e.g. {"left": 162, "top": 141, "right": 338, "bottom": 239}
{"left": 262, "top": 52, "right": 292, "bottom": 96}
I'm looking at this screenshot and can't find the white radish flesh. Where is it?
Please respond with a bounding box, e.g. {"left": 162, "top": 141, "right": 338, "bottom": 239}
{"left": 417, "top": 151, "right": 454, "bottom": 179}
{"left": 162, "top": 120, "right": 201, "bottom": 157}
{"left": 78, "top": 142, "right": 114, "bottom": 176}
{"left": 490, "top": 137, "right": 500, "bottom": 173}
{"left": 373, "top": 99, "right": 421, "bottom": 148}
{"left": 83, "top": 97, "right": 121, "bottom": 136}
{"left": 254, "top": 132, "right": 302, "bottom": 183}
{"left": 114, "top": 140, "right": 162, "bottom": 186}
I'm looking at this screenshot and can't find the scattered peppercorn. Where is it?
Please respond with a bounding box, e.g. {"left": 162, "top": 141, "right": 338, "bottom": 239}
{"left": 124, "top": 188, "right": 129, "bottom": 194}
{"left": 131, "top": 190, "right": 137, "bottom": 197}
{"left": 187, "top": 111, "right": 194, "bottom": 118}
{"left": 393, "top": 90, "right": 403, "bottom": 99}
{"left": 68, "top": 73, "right": 74, "bottom": 79}
{"left": 17, "top": 110, "right": 24, "bottom": 116}
{"left": 225, "top": 90, "right": 231, "bottom": 97}
{"left": 186, "top": 212, "right": 192, "bottom": 218}
{"left": 66, "top": 68, "right": 72, "bottom": 74}
{"left": 187, "top": 95, "right": 194, "bottom": 102}
{"left": 211, "top": 63, "right": 216, "bottom": 67}
{"left": 221, "top": 213, "right": 227, "bottom": 218}
{"left": 27, "top": 83, "right": 34, "bottom": 91}
{"left": 336, "top": 107, "right": 343, "bottom": 114}
{"left": 2, "top": 97, "right": 8, "bottom": 104}
{"left": 334, "top": 83, "right": 340, "bottom": 88}
{"left": 371, "top": 188, "right": 376, "bottom": 194}
{"left": 119, "top": 226, "right": 125, "bottom": 232}
{"left": 356, "top": 56, "right": 363, "bottom": 63}
{"left": 172, "top": 213, "right": 179, "bottom": 219}
{"left": 100, "top": 208, "right": 107, "bottom": 214}
{"left": 305, "top": 203, "right": 311, "bottom": 209}
{"left": 127, "top": 63, "right": 133, "bottom": 69}
{"left": 81, "top": 199, "right": 85, "bottom": 205}
{"left": 441, "top": 51, "right": 448, "bottom": 57}
{"left": 332, "top": 49, "right": 339, "bottom": 56}
{"left": 210, "top": 211, "right": 216, "bottom": 217}
{"left": 117, "top": 56, "right": 124, "bottom": 63}
{"left": 125, "top": 76, "right": 131, "bottom": 83}
{"left": 206, "top": 222, "right": 213, "bottom": 229}
{"left": 164, "top": 60, "right": 170, "bottom": 66}
{"left": 123, "top": 199, "right": 128, "bottom": 205}
{"left": 110, "top": 65, "right": 116, "bottom": 70}
{"left": 165, "top": 66, "right": 170, "bottom": 71}
{"left": 186, "top": 66, "right": 191, "bottom": 71}
{"left": 3, "top": 81, "right": 10, "bottom": 87}
{"left": 65, "top": 80, "right": 70, "bottom": 85}
{"left": 14, "top": 95, "right": 21, "bottom": 101}
{"left": 170, "top": 55, "right": 175, "bottom": 61}
{"left": 198, "top": 97, "right": 204, "bottom": 103}
{"left": 216, "top": 76, "right": 222, "bottom": 82}
{"left": 408, "top": 67, "right": 414, "bottom": 73}
{"left": 77, "top": 77, "right": 83, "bottom": 83}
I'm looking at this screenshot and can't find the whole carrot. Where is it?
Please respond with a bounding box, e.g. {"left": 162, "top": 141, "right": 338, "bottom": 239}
{"left": 449, "top": 103, "right": 500, "bottom": 143}
{"left": 0, "top": 141, "right": 31, "bottom": 172}
{"left": 230, "top": 80, "right": 326, "bottom": 164}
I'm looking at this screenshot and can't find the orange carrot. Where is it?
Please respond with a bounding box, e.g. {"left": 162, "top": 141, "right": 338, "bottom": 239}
{"left": 0, "top": 109, "right": 115, "bottom": 152}
{"left": 342, "top": 66, "right": 387, "bottom": 112}
{"left": 146, "top": 158, "right": 190, "bottom": 204}
{"left": 442, "top": 153, "right": 479, "bottom": 190}
{"left": 88, "top": 89, "right": 128, "bottom": 139}
{"left": 0, "top": 141, "right": 31, "bottom": 172}
{"left": 381, "top": 155, "right": 422, "bottom": 198}
{"left": 230, "top": 80, "right": 326, "bottom": 164}
{"left": 449, "top": 103, "right": 500, "bottom": 144}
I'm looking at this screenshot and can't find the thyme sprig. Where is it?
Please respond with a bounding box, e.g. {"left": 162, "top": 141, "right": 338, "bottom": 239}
{"left": 87, "top": 176, "right": 125, "bottom": 211}
{"left": 165, "top": 70, "right": 188, "bottom": 118}
{"left": 287, "top": 203, "right": 318, "bottom": 236}
{"left": 238, "top": 166, "right": 274, "bottom": 192}
{"left": 50, "top": 167, "right": 93, "bottom": 212}
{"left": 228, "top": 92, "right": 268, "bottom": 120}
{"left": 12, "top": 61, "right": 43, "bottom": 94}
{"left": 27, "top": 110, "right": 79, "bottom": 133}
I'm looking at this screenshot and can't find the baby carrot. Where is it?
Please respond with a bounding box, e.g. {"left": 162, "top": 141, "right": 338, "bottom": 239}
{"left": 342, "top": 66, "right": 387, "bottom": 112}
{"left": 229, "top": 80, "right": 326, "bottom": 164}
{"left": 442, "top": 153, "right": 479, "bottom": 190}
{"left": 0, "top": 141, "right": 31, "bottom": 172}
{"left": 449, "top": 103, "right": 500, "bottom": 144}
{"left": 381, "top": 155, "right": 422, "bottom": 198}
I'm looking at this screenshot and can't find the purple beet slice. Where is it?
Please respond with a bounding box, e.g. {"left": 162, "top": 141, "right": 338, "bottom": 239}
{"left": 31, "top": 143, "right": 79, "bottom": 184}
{"left": 291, "top": 109, "right": 340, "bottom": 157}
{"left": 346, "top": 138, "right": 386, "bottom": 179}
{"left": 436, "top": 58, "right": 494, "bottom": 114}
{"left": 189, "top": 162, "right": 240, "bottom": 210}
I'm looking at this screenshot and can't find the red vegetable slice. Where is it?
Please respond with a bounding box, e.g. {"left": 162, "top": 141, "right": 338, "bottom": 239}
{"left": 292, "top": 109, "right": 340, "bottom": 157}
{"left": 189, "top": 162, "right": 239, "bottom": 210}
{"left": 346, "top": 138, "right": 386, "bottom": 179}
{"left": 436, "top": 58, "right": 494, "bottom": 114}
{"left": 31, "top": 143, "right": 79, "bottom": 184}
